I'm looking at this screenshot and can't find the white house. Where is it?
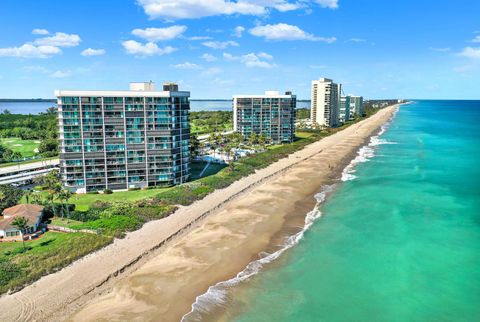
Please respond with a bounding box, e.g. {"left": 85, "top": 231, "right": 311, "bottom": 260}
{"left": 0, "top": 204, "right": 44, "bottom": 240}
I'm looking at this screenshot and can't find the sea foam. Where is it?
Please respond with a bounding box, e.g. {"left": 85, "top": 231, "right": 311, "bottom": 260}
{"left": 181, "top": 185, "right": 336, "bottom": 322}
{"left": 182, "top": 108, "right": 400, "bottom": 321}
{"left": 341, "top": 107, "right": 399, "bottom": 181}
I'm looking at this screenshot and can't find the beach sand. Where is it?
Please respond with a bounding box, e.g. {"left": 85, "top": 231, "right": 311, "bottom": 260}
{"left": 0, "top": 105, "right": 398, "bottom": 322}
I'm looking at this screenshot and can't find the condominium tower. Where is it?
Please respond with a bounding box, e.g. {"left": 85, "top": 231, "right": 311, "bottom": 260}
{"left": 311, "top": 78, "right": 341, "bottom": 127}
{"left": 339, "top": 96, "right": 351, "bottom": 124}
{"left": 56, "top": 82, "right": 190, "bottom": 193}
{"left": 349, "top": 95, "right": 364, "bottom": 117}
{"left": 233, "top": 91, "right": 296, "bottom": 144}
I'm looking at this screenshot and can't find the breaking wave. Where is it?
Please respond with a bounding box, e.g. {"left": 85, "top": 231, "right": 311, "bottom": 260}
{"left": 181, "top": 185, "right": 336, "bottom": 322}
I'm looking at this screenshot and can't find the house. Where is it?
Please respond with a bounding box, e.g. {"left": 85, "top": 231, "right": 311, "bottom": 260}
{"left": 0, "top": 204, "right": 44, "bottom": 240}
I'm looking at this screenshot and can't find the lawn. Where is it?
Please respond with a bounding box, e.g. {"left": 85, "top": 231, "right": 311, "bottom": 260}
{"left": 190, "top": 161, "right": 227, "bottom": 179}
{"left": 295, "top": 131, "right": 315, "bottom": 139}
{"left": 0, "top": 137, "right": 40, "bottom": 157}
{"left": 66, "top": 188, "right": 171, "bottom": 211}
{"left": 0, "top": 231, "right": 112, "bottom": 294}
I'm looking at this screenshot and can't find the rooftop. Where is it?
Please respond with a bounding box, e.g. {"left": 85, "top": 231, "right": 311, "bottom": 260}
{"left": 0, "top": 204, "right": 44, "bottom": 231}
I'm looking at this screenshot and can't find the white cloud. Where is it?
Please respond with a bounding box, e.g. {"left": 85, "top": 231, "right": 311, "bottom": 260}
{"left": 81, "top": 48, "right": 106, "bottom": 56}
{"left": 122, "top": 40, "right": 177, "bottom": 56}
{"left": 233, "top": 26, "right": 245, "bottom": 38}
{"left": 347, "top": 38, "right": 366, "bottom": 43}
{"left": 471, "top": 35, "right": 480, "bottom": 43}
{"left": 201, "top": 67, "right": 222, "bottom": 76}
{"left": 459, "top": 47, "right": 480, "bottom": 59}
{"left": 50, "top": 70, "right": 71, "bottom": 78}
{"left": 202, "top": 40, "right": 239, "bottom": 49}
{"left": 21, "top": 65, "right": 50, "bottom": 73}
{"left": 249, "top": 23, "right": 335, "bottom": 42}
{"left": 189, "top": 36, "right": 212, "bottom": 40}
{"left": 316, "top": 0, "right": 338, "bottom": 9}
{"left": 223, "top": 51, "right": 276, "bottom": 68}
{"left": 34, "top": 32, "right": 81, "bottom": 47}
{"left": 32, "top": 28, "right": 49, "bottom": 35}
{"left": 136, "top": 0, "right": 301, "bottom": 20}
{"left": 429, "top": 47, "right": 451, "bottom": 52}
{"left": 173, "top": 62, "right": 203, "bottom": 69}
{"left": 201, "top": 53, "right": 218, "bottom": 62}
{"left": 0, "top": 44, "right": 62, "bottom": 58}
{"left": 131, "top": 25, "right": 187, "bottom": 41}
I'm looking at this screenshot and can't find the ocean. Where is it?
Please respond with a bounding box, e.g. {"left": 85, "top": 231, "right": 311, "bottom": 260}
{"left": 0, "top": 100, "right": 311, "bottom": 114}
{"left": 194, "top": 100, "right": 480, "bottom": 321}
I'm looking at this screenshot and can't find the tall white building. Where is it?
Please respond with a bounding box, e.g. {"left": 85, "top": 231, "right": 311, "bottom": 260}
{"left": 233, "top": 91, "right": 296, "bottom": 144}
{"left": 310, "top": 78, "right": 341, "bottom": 127}
{"left": 349, "top": 95, "right": 364, "bottom": 117}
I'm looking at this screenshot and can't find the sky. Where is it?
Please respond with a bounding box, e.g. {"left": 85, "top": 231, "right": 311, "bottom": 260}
{"left": 0, "top": 0, "right": 479, "bottom": 99}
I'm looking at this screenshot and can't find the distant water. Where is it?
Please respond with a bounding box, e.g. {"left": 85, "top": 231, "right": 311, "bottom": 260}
{"left": 0, "top": 100, "right": 311, "bottom": 114}
{"left": 201, "top": 100, "right": 480, "bottom": 321}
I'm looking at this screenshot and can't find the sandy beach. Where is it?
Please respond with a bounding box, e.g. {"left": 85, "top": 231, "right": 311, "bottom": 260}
{"left": 0, "top": 105, "right": 398, "bottom": 322}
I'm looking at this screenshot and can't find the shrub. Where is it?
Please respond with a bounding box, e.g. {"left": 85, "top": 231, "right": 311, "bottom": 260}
{"left": 128, "top": 187, "right": 141, "bottom": 191}
{"left": 0, "top": 258, "right": 22, "bottom": 287}
{"left": 103, "top": 188, "right": 113, "bottom": 194}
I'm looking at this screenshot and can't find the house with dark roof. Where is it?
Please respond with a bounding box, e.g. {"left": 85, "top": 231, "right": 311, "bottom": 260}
{"left": 0, "top": 204, "right": 44, "bottom": 240}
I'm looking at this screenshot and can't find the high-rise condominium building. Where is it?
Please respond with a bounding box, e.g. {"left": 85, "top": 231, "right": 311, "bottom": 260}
{"left": 233, "top": 91, "right": 296, "bottom": 144}
{"left": 339, "top": 96, "right": 351, "bottom": 123}
{"left": 56, "top": 82, "right": 190, "bottom": 193}
{"left": 311, "top": 78, "right": 341, "bottom": 127}
{"left": 349, "top": 95, "right": 364, "bottom": 117}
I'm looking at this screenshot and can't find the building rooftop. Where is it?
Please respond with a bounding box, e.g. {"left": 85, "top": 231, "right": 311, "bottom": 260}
{"left": 233, "top": 90, "right": 296, "bottom": 98}
{"left": 54, "top": 82, "right": 189, "bottom": 97}
{"left": 0, "top": 204, "right": 44, "bottom": 231}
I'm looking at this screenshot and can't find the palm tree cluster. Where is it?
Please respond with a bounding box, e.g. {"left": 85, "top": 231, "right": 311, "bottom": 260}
{"left": 29, "top": 170, "right": 73, "bottom": 219}
{"left": 200, "top": 131, "right": 269, "bottom": 170}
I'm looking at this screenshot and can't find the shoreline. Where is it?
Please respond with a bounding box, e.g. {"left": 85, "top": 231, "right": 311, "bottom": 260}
{"left": 0, "top": 105, "right": 399, "bottom": 321}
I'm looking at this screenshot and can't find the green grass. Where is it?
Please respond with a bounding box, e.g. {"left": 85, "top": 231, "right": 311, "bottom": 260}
{"left": 62, "top": 188, "right": 171, "bottom": 211}
{"left": 0, "top": 231, "right": 112, "bottom": 294}
{"left": 50, "top": 217, "right": 84, "bottom": 228}
{"left": 0, "top": 137, "right": 40, "bottom": 157}
{"left": 295, "top": 131, "right": 315, "bottom": 139}
{"left": 190, "top": 161, "right": 227, "bottom": 179}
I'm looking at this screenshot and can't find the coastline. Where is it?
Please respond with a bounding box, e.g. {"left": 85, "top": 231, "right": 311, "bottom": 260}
{"left": 0, "top": 105, "right": 399, "bottom": 321}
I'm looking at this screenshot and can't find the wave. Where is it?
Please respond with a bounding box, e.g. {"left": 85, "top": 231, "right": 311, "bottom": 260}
{"left": 181, "top": 184, "right": 336, "bottom": 322}
{"left": 341, "top": 107, "right": 399, "bottom": 181}
{"left": 182, "top": 107, "right": 401, "bottom": 321}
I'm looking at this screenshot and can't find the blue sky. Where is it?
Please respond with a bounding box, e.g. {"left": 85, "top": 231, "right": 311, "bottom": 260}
{"left": 0, "top": 0, "right": 479, "bottom": 99}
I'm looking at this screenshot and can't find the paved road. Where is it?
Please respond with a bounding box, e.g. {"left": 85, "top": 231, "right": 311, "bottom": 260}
{"left": 0, "top": 159, "right": 59, "bottom": 176}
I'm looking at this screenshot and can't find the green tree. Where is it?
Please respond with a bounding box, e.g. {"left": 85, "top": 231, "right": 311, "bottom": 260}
{"left": 258, "top": 134, "right": 267, "bottom": 150}
{"left": 189, "top": 134, "right": 201, "bottom": 159}
{"left": 248, "top": 132, "right": 258, "bottom": 147}
{"left": 0, "top": 185, "right": 24, "bottom": 213}
{"left": 12, "top": 216, "right": 29, "bottom": 251}
{"left": 58, "top": 189, "right": 73, "bottom": 219}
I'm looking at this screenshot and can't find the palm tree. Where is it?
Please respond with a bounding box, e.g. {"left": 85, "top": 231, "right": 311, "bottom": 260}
{"left": 12, "top": 216, "right": 29, "bottom": 251}
{"left": 248, "top": 132, "right": 258, "bottom": 148}
{"left": 24, "top": 189, "right": 33, "bottom": 204}
{"left": 258, "top": 134, "right": 267, "bottom": 150}
{"left": 59, "top": 189, "right": 73, "bottom": 219}
{"left": 224, "top": 144, "right": 236, "bottom": 171}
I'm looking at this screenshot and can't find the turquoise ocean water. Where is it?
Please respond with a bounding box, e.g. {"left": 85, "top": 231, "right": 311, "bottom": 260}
{"left": 186, "top": 100, "right": 480, "bottom": 322}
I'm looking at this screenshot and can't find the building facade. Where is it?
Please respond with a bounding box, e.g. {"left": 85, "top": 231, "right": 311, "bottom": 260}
{"left": 311, "top": 78, "right": 341, "bottom": 127}
{"left": 349, "top": 95, "right": 364, "bottom": 117}
{"left": 233, "top": 91, "right": 296, "bottom": 144}
{"left": 339, "top": 96, "right": 351, "bottom": 124}
{"left": 56, "top": 82, "right": 190, "bottom": 193}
